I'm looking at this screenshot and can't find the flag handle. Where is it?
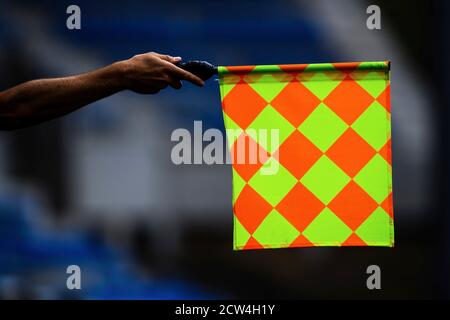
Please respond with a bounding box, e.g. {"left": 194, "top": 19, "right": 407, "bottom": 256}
{"left": 176, "top": 61, "right": 217, "bottom": 81}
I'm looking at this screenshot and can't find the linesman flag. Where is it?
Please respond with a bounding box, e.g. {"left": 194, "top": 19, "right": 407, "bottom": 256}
{"left": 218, "top": 61, "right": 393, "bottom": 250}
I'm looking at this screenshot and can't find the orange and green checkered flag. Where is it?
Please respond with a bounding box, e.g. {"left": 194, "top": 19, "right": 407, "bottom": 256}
{"left": 218, "top": 61, "right": 394, "bottom": 250}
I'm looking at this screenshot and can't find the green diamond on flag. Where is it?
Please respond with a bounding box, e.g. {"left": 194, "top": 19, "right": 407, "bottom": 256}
{"left": 302, "top": 64, "right": 343, "bottom": 100}
{"left": 246, "top": 105, "right": 295, "bottom": 153}
{"left": 246, "top": 65, "right": 289, "bottom": 102}
{"left": 355, "top": 207, "right": 394, "bottom": 246}
{"left": 354, "top": 71, "right": 389, "bottom": 98}
{"left": 248, "top": 158, "right": 297, "bottom": 206}
{"left": 352, "top": 101, "right": 390, "bottom": 151}
{"left": 234, "top": 216, "right": 251, "bottom": 249}
{"left": 252, "top": 209, "right": 300, "bottom": 248}
{"left": 353, "top": 154, "right": 391, "bottom": 204}
{"left": 302, "top": 208, "right": 353, "bottom": 246}
{"left": 300, "top": 155, "right": 350, "bottom": 204}
{"left": 298, "top": 103, "right": 348, "bottom": 152}
{"left": 219, "top": 61, "right": 394, "bottom": 250}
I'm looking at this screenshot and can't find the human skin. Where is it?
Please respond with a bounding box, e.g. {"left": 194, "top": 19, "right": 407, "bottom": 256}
{"left": 0, "top": 52, "right": 204, "bottom": 131}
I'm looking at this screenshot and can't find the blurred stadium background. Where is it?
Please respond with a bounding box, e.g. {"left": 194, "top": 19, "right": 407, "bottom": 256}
{"left": 0, "top": 0, "right": 448, "bottom": 299}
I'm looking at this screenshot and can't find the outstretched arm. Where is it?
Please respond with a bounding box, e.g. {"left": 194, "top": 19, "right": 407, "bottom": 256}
{"left": 0, "top": 52, "right": 204, "bottom": 131}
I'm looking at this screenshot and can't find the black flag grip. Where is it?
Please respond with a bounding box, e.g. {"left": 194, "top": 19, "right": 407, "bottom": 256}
{"left": 175, "top": 60, "right": 217, "bottom": 81}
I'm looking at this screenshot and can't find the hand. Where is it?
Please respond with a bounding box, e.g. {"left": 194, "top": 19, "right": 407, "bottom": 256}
{"left": 118, "top": 52, "right": 205, "bottom": 94}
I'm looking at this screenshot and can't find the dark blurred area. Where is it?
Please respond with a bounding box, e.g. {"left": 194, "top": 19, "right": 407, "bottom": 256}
{"left": 0, "top": 0, "right": 448, "bottom": 299}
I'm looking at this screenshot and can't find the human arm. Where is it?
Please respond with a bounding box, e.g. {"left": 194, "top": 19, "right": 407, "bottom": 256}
{"left": 0, "top": 52, "right": 204, "bottom": 130}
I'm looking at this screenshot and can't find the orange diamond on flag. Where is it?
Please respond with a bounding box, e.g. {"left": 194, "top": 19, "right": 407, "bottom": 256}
{"left": 279, "top": 64, "right": 308, "bottom": 75}
{"left": 271, "top": 81, "right": 320, "bottom": 127}
{"left": 332, "top": 62, "right": 360, "bottom": 75}
{"left": 328, "top": 181, "right": 378, "bottom": 230}
{"left": 342, "top": 233, "right": 367, "bottom": 246}
{"left": 289, "top": 234, "right": 314, "bottom": 248}
{"left": 230, "top": 133, "right": 269, "bottom": 181}
{"left": 326, "top": 128, "right": 376, "bottom": 177}
{"left": 273, "top": 131, "right": 322, "bottom": 179}
{"left": 275, "top": 183, "right": 325, "bottom": 232}
{"left": 244, "top": 236, "right": 264, "bottom": 250}
{"left": 324, "top": 77, "right": 374, "bottom": 125}
{"left": 222, "top": 81, "right": 267, "bottom": 129}
{"left": 226, "top": 65, "right": 255, "bottom": 74}
{"left": 233, "top": 185, "right": 273, "bottom": 234}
